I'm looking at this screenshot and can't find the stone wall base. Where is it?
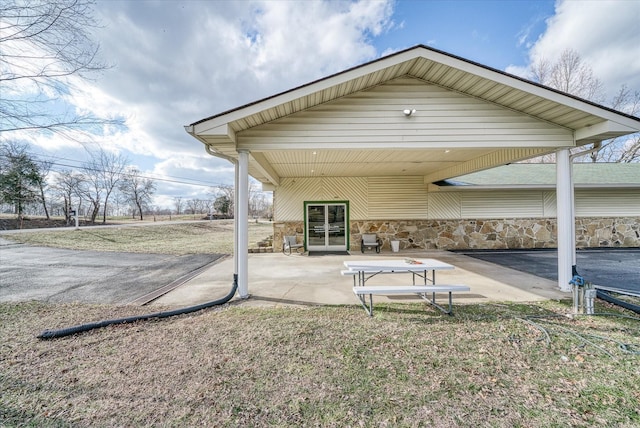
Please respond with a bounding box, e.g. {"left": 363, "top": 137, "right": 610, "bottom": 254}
{"left": 273, "top": 217, "right": 639, "bottom": 252}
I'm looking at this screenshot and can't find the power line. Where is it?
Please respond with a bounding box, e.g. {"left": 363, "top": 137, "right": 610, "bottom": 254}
{"left": 1, "top": 152, "right": 232, "bottom": 189}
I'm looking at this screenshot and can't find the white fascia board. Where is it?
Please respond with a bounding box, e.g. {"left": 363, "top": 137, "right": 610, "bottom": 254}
{"left": 191, "top": 45, "right": 640, "bottom": 137}
{"left": 575, "top": 120, "right": 640, "bottom": 142}
{"left": 424, "top": 49, "right": 640, "bottom": 129}
{"left": 190, "top": 50, "right": 422, "bottom": 132}
{"left": 192, "top": 123, "right": 236, "bottom": 142}
{"left": 250, "top": 152, "right": 280, "bottom": 186}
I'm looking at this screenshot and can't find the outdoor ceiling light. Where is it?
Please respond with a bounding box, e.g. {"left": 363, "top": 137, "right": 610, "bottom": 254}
{"left": 403, "top": 109, "right": 416, "bottom": 116}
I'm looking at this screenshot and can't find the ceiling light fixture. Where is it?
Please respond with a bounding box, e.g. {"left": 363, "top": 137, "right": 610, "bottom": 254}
{"left": 403, "top": 109, "right": 416, "bottom": 116}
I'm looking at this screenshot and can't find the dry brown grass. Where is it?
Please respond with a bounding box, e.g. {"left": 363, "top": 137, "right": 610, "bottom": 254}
{"left": 1, "top": 300, "right": 639, "bottom": 427}
{"left": 2, "top": 220, "right": 272, "bottom": 255}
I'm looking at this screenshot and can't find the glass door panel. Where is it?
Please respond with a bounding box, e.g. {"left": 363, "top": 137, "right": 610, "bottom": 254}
{"left": 307, "top": 205, "right": 327, "bottom": 248}
{"left": 306, "top": 203, "right": 347, "bottom": 252}
{"left": 327, "top": 204, "right": 346, "bottom": 249}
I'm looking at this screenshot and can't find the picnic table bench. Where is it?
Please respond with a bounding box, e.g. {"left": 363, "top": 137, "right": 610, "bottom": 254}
{"left": 352, "top": 284, "right": 470, "bottom": 316}
{"left": 343, "top": 258, "right": 469, "bottom": 316}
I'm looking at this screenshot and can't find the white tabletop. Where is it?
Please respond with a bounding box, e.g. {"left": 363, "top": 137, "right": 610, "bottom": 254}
{"left": 343, "top": 258, "right": 454, "bottom": 272}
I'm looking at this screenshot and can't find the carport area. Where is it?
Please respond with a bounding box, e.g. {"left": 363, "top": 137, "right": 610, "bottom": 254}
{"left": 151, "top": 250, "right": 567, "bottom": 309}
{"left": 457, "top": 248, "right": 640, "bottom": 295}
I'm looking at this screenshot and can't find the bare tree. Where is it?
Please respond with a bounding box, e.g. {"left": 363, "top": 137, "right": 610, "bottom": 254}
{"left": 173, "top": 197, "right": 184, "bottom": 215}
{"left": 83, "top": 147, "right": 128, "bottom": 223}
{"left": 248, "top": 180, "right": 272, "bottom": 219}
{"left": 186, "top": 198, "right": 204, "bottom": 216}
{"left": 53, "top": 169, "right": 85, "bottom": 224}
{"left": 528, "top": 49, "right": 638, "bottom": 163}
{"left": 77, "top": 167, "right": 101, "bottom": 224}
{"left": 35, "top": 158, "right": 53, "bottom": 219}
{"left": 531, "top": 49, "right": 604, "bottom": 103}
{"left": 0, "top": 0, "right": 120, "bottom": 137}
{"left": 119, "top": 168, "right": 156, "bottom": 220}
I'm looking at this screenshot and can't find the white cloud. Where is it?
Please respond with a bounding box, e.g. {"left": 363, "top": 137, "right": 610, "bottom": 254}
{"left": 86, "top": 0, "right": 394, "bottom": 161}
{"left": 525, "top": 0, "right": 640, "bottom": 97}
{"left": 6, "top": 0, "right": 395, "bottom": 208}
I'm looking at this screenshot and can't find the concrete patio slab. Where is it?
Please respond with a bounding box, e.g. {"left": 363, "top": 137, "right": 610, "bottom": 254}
{"left": 151, "top": 250, "right": 567, "bottom": 310}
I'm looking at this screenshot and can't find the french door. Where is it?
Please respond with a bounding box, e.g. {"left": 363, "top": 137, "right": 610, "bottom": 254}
{"left": 305, "top": 202, "right": 348, "bottom": 252}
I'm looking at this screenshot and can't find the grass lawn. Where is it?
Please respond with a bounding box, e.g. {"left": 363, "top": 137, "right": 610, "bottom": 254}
{"left": 2, "top": 220, "right": 273, "bottom": 255}
{"left": 1, "top": 221, "right": 639, "bottom": 426}
{"left": 1, "top": 300, "right": 639, "bottom": 427}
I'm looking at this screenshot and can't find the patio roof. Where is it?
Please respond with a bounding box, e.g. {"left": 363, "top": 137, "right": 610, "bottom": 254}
{"left": 186, "top": 45, "right": 640, "bottom": 185}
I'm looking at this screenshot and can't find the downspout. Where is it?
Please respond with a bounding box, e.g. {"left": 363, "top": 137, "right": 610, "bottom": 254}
{"left": 184, "top": 124, "right": 246, "bottom": 298}
{"left": 204, "top": 144, "right": 240, "bottom": 281}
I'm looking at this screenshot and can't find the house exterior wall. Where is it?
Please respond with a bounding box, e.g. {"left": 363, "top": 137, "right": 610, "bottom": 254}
{"left": 239, "top": 77, "right": 573, "bottom": 150}
{"left": 272, "top": 176, "right": 640, "bottom": 250}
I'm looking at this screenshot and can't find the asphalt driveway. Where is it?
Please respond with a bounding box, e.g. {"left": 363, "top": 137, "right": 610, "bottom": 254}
{"left": 457, "top": 248, "right": 640, "bottom": 294}
{"left": 0, "top": 239, "right": 222, "bottom": 305}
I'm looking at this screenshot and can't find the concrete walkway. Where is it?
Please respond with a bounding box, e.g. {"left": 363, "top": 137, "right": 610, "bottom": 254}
{"left": 151, "top": 250, "right": 567, "bottom": 310}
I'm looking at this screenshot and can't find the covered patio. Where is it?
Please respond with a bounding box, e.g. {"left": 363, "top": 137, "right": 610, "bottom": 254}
{"left": 151, "top": 249, "right": 566, "bottom": 309}
{"left": 185, "top": 45, "right": 640, "bottom": 298}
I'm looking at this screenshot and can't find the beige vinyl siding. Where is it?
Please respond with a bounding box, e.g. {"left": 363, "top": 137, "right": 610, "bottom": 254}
{"left": 461, "top": 191, "right": 544, "bottom": 218}
{"left": 575, "top": 189, "right": 640, "bottom": 217}
{"left": 238, "top": 77, "right": 573, "bottom": 150}
{"left": 543, "top": 191, "right": 556, "bottom": 217}
{"left": 274, "top": 177, "right": 640, "bottom": 222}
{"left": 368, "top": 176, "right": 427, "bottom": 219}
{"left": 427, "top": 192, "right": 461, "bottom": 219}
{"left": 274, "top": 177, "right": 367, "bottom": 221}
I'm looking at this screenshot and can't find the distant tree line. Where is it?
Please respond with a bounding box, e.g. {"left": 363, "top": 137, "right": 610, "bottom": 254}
{"left": 0, "top": 141, "right": 273, "bottom": 224}
{"left": 0, "top": 141, "right": 155, "bottom": 223}
{"left": 173, "top": 181, "right": 273, "bottom": 221}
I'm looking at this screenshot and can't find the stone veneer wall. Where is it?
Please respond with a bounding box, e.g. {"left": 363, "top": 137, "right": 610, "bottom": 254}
{"left": 273, "top": 217, "right": 640, "bottom": 252}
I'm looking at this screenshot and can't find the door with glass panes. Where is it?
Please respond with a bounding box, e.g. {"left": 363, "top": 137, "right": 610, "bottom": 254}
{"left": 305, "top": 203, "right": 348, "bottom": 252}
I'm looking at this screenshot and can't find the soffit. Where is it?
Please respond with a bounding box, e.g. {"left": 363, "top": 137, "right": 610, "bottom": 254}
{"left": 195, "top": 47, "right": 638, "bottom": 137}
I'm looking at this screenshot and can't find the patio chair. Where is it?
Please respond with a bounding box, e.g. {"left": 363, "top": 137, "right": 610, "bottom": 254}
{"left": 283, "top": 235, "right": 304, "bottom": 255}
{"left": 361, "top": 233, "right": 381, "bottom": 253}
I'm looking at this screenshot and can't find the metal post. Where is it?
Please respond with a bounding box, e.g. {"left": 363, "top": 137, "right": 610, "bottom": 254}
{"left": 556, "top": 149, "right": 573, "bottom": 292}
{"left": 237, "top": 150, "right": 250, "bottom": 298}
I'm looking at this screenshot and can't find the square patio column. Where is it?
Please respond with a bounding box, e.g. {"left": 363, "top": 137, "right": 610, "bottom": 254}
{"left": 556, "top": 148, "right": 573, "bottom": 292}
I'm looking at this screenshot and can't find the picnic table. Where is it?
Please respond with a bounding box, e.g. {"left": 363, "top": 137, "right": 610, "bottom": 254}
{"left": 342, "top": 258, "right": 469, "bottom": 316}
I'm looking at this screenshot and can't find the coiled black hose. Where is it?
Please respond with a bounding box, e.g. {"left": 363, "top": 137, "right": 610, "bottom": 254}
{"left": 597, "top": 289, "right": 640, "bottom": 315}
{"left": 37, "top": 274, "right": 238, "bottom": 339}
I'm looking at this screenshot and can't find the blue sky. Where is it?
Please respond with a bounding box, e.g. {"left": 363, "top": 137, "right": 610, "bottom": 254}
{"left": 377, "top": 0, "right": 554, "bottom": 68}
{"left": 3, "top": 0, "right": 639, "bottom": 209}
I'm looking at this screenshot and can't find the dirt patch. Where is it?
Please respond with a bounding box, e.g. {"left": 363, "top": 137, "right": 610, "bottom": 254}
{"left": 1, "top": 217, "right": 69, "bottom": 230}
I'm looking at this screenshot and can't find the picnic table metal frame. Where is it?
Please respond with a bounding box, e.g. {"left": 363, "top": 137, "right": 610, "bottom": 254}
{"left": 343, "top": 258, "right": 463, "bottom": 315}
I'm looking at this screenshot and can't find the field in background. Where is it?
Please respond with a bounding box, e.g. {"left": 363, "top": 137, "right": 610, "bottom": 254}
{"left": 2, "top": 220, "right": 273, "bottom": 255}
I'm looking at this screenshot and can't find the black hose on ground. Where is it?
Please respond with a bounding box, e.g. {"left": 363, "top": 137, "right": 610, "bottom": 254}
{"left": 37, "top": 274, "right": 238, "bottom": 340}
{"left": 597, "top": 289, "right": 640, "bottom": 315}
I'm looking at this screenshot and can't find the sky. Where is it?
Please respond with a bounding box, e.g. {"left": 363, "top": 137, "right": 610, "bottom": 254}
{"left": 4, "top": 0, "right": 640, "bottom": 209}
